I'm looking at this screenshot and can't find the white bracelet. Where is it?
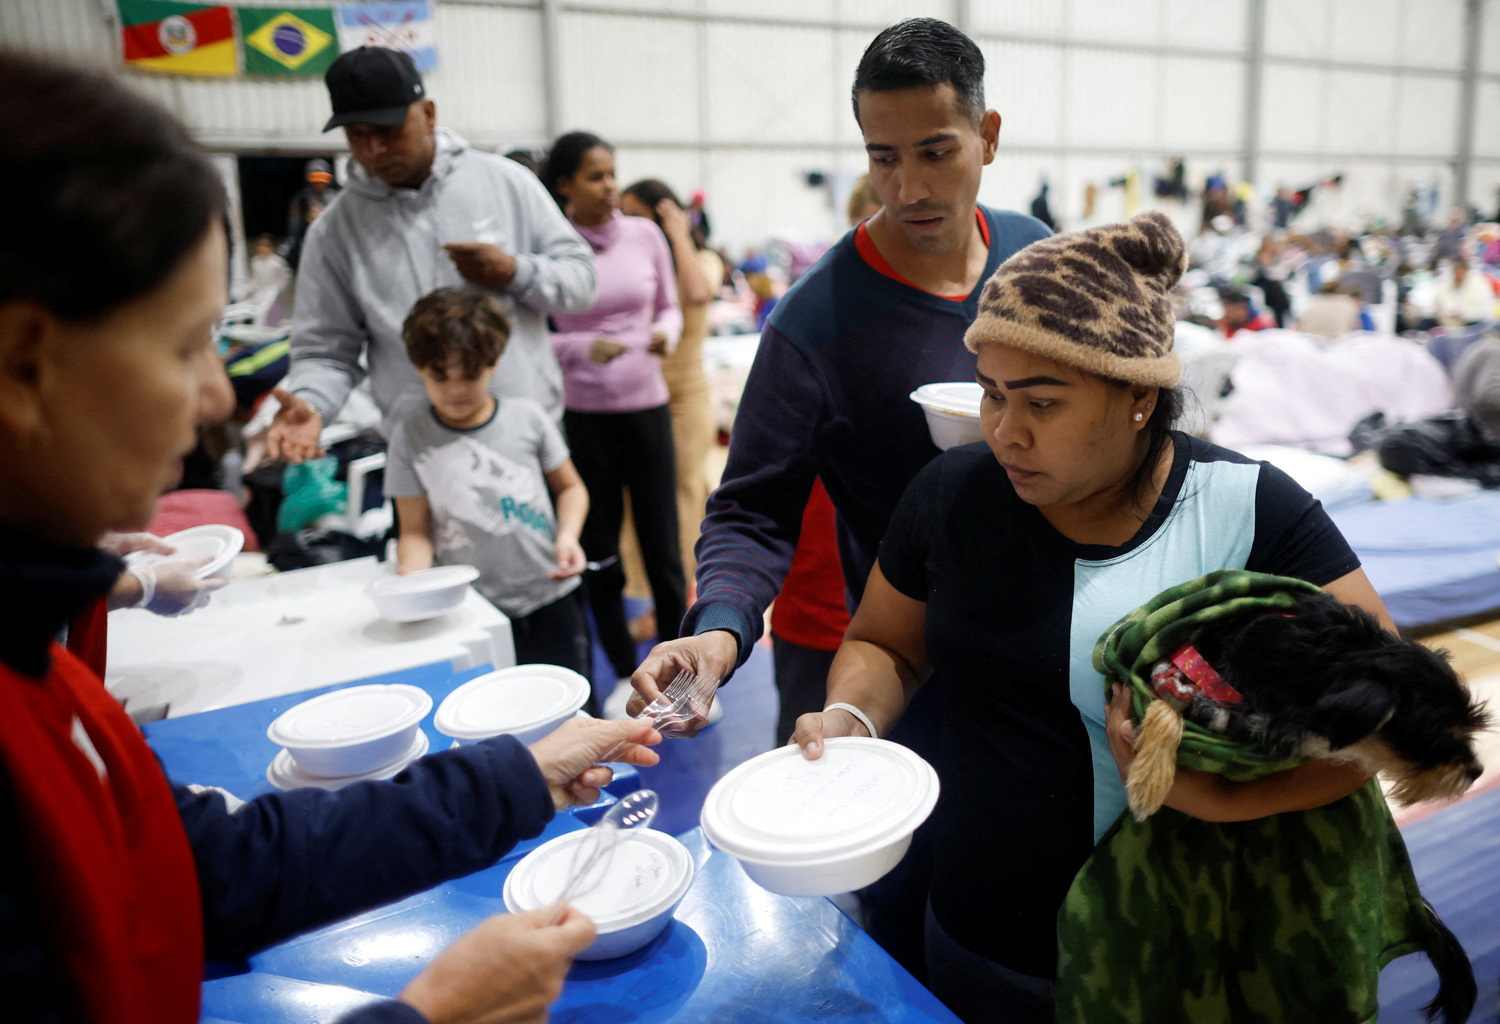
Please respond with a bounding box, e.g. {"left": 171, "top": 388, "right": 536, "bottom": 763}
{"left": 824, "top": 702, "right": 878, "bottom": 739}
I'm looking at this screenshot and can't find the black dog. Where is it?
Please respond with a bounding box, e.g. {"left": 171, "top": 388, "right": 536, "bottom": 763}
{"left": 1167, "top": 591, "right": 1489, "bottom": 805}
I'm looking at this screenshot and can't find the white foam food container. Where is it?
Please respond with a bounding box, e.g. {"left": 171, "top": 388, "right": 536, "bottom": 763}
{"left": 909, "top": 381, "right": 985, "bottom": 450}
{"left": 125, "top": 524, "right": 244, "bottom": 580}
{"left": 699, "top": 737, "right": 939, "bottom": 897}
{"left": 435, "top": 665, "right": 591, "bottom": 747}
{"left": 267, "top": 683, "right": 433, "bottom": 778}
{"left": 503, "top": 828, "right": 694, "bottom": 960}
{"left": 267, "top": 730, "right": 430, "bottom": 791}
{"left": 366, "top": 565, "right": 480, "bottom": 623}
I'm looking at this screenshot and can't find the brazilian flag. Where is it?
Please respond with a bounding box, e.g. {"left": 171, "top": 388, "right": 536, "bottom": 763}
{"left": 238, "top": 8, "right": 339, "bottom": 76}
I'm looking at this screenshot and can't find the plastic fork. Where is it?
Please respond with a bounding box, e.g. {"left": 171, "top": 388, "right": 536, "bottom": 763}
{"left": 639, "top": 668, "right": 719, "bottom": 732}
{"left": 545, "top": 788, "right": 659, "bottom": 924}
{"left": 596, "top": 668, "right": 720, "bottom": 765}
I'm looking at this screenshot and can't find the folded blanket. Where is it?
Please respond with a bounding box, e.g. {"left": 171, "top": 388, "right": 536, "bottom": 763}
{"left": 1056, "top": 569, "right": 1450, "bottom": 1024}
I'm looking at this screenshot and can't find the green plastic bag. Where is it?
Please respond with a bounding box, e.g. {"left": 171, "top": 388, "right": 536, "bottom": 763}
{"left": 277, "top": 456, "right": 347, "bottom": 533}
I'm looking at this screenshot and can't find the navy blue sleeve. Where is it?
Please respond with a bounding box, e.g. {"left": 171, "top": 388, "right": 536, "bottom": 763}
{"left": 684, "top": 324, "right": 822, "bottom": 664}
{"left": 876, "top": 455, "right": 944, "bottom": 602}
{"left": 1245, "top": 461, "right": 1361, "bottom": 586}
{"left": 177, "top": 735, "right": 553, "bottom": 960}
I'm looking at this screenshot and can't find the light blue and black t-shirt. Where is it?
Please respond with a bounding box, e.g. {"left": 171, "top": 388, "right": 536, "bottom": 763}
{"left": 385, "top": 397, "right": 578, "bottom": 618}
{"left": 878, "top": 432, "right": 1359, "bottom": 978}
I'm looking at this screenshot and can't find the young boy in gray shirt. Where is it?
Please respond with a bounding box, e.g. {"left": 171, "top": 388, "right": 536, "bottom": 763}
{"left": 386, "top": 288, "right": 593, "bottom": 684}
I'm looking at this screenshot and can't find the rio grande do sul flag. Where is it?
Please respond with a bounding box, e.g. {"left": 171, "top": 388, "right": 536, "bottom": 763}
{"left": 238, "top": 8, "right": 338, "bottom": 76}
{"left": 336, "top": 2, "right": 437, "bottom": 72}
{"left": 117, "top": 0, "right": 236, "bottom": 76}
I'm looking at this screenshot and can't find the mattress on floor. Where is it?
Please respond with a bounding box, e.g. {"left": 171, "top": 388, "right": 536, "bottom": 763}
{"left": 1379, "top": 784, "right": 1500, "bottom": 1021}
{"left": 1328, "top": 491, "right": 1500, "bottom": 629}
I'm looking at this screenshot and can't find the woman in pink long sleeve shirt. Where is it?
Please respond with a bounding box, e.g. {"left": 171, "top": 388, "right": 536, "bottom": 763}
{"left": 545, "top": 132, "right": 686, "bottom": 687}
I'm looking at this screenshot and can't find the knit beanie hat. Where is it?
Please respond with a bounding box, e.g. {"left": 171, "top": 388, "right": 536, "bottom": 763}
{"left": 964, "top": 210, "right": 1187, "bottom": 387}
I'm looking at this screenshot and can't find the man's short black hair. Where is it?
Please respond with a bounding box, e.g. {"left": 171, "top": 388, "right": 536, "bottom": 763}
{"left": 852, "top": 18, "right": 986, "bottom": 126}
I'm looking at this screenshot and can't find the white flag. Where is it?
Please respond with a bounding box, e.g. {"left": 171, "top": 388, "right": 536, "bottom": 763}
{"left": 336, "top": 1, "right": 437, "bottom": 72}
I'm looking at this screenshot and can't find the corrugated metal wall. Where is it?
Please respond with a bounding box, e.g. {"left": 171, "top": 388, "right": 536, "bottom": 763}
{"left": 1, "top": 0, "right": 1493, "bottom": 252}
{"left": 1475, "top": 0, "right": 1500, "bottom": 214}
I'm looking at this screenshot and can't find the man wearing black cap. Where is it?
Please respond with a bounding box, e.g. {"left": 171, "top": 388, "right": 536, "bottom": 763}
{"left": 269, "top": 46, "right": 595, "bottom": 460}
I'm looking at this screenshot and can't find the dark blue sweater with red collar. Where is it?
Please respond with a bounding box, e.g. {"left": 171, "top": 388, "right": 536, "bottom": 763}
{"left": 684, "top": 206, "right": 1051, "bottom": 663}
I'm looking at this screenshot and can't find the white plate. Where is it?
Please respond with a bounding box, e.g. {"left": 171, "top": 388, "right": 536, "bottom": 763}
{"left": 124, "top": 524, "right": 244, "bottom": 580}
{"left": 435, "top": 665, "right": 591, "bottom": 744}
{"left": 268, "top": 683, "right": 432, "bottom": 750}
{"left": 504, "top": 828, "right": 692, "bottom": 927}
{"left": 366, "top": 565, "right": 481, "bottom": 623}
{"left": 700, "top": 737, "right": 939, "bottom": 864}
{"left": 503, "top": 827, "right": 695, "bottom": 958}
{"left": 367, "top": 564, "right": 480, "bottom": 597}
{"left": 267, "top": 730, "right": 429, "bottom": 791}
{"left": 909, "top": 381, "right": 982, "bottom": 418}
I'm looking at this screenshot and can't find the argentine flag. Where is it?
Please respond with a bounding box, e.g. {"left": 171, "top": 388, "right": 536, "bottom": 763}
{"left": 336, "top": 1, "right": 438, "bottom": 73}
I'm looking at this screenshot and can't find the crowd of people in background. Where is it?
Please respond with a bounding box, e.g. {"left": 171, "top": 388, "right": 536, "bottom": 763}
{"left": 238, "top": 123, "right": 1500, "bottom": 650}
{"left": 1180, "top": 185, "right": 1500, "bottom": 340}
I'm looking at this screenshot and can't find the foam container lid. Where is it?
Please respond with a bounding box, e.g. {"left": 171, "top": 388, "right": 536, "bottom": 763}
{"left": 266, "top": 731, "right": 429, "bottom": 791}
{"left": 267, "top": 683, "right": 433, "bottom": 749}
{"left": 909, "top": 381, "right": 982, "bottom": 417}
{"left": 434, "top": 665, "right": 590, "bottom": 740}
{"left": 504, "top": 828, "right": 693, "bottom": 930}
{"left": 368, "top": 564, "right": 479, "bottom": 595}
{"left": 700, "top": 737, "right": 940, "bottom": 864}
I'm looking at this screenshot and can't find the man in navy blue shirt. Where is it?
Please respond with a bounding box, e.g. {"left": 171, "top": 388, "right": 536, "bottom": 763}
{"left": 628, "top": 17, "right": 1050, "bottom": 976}
{"left": 632, "top": 17, "right": 1049, "bottom": 704}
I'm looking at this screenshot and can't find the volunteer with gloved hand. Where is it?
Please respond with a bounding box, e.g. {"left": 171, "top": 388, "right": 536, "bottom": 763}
{"left": 102, "top": 531, "right": 227, "bottom": 615}
{"left": 0, "top": 51, "right": 661, "bottom": 1024}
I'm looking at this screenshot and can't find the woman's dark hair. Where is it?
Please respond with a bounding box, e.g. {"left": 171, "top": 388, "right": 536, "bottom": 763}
{"left": 621, "top": 178, "right": 681, "bottom": 230}
{"left": 0, "top": 50, "right": 225, "bottom": 321}
{"left": 852, "top": 18, "right": 986, "bottom": 126}
{"left": 402, "top": 287, "right": 511, "bottom": 380}
{"left": 540, "top": 131, "right": 611, "bottom": 209}
{"left": 623, "top": 177, "right": 702, "bottom": 268}
{"left": 1115, "top": 382, "right": 1183, "bottom": 514}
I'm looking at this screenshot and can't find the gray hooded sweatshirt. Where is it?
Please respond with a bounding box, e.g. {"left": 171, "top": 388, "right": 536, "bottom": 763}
{"left": 285, "top": 128, "right": 595, "bottom": 432}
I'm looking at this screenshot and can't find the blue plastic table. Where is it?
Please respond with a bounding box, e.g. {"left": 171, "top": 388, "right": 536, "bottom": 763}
{"left": 144, "top": 663, "right": 961, "bottom": 1024}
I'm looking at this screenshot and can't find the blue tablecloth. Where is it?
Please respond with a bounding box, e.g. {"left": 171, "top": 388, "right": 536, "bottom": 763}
{"left": 144, "top": 663, "right": 960, "bottom": 1024}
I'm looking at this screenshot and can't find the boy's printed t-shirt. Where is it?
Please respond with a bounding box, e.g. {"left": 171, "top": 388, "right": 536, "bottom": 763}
{"left": 386, "top": 397, "right": 579, "bottom": 618}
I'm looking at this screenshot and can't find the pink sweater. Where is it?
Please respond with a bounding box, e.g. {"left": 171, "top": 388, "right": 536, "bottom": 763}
{"left": 550, "top": 211, "right": 682, "bottom": 413}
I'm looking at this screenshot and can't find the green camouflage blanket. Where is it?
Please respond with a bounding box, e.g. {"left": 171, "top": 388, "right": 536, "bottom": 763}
{"left": 1055, "top": 569, "right": 1445, "bottom": 1024}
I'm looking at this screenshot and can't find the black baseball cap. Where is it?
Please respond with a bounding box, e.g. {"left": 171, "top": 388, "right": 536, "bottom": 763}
{"left": 323, "top": 47, "right": 426, "bottom": 132}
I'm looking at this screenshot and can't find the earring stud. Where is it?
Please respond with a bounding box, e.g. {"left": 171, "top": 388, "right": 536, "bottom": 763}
{"left": 1133, "top": 412, "right": 1144, "bottom": 422}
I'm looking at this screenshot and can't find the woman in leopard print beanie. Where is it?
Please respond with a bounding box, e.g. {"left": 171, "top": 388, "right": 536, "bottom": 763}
{"left": 790, "top": 209, "right": 1394, "bottom": 1023}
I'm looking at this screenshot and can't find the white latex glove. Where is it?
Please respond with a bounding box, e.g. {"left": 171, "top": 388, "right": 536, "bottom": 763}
{"left": 125, "top": 557, "right": 228, "bottom": 617}
{"left": 100, "top": 531, "right": 174, "bottom": 558}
